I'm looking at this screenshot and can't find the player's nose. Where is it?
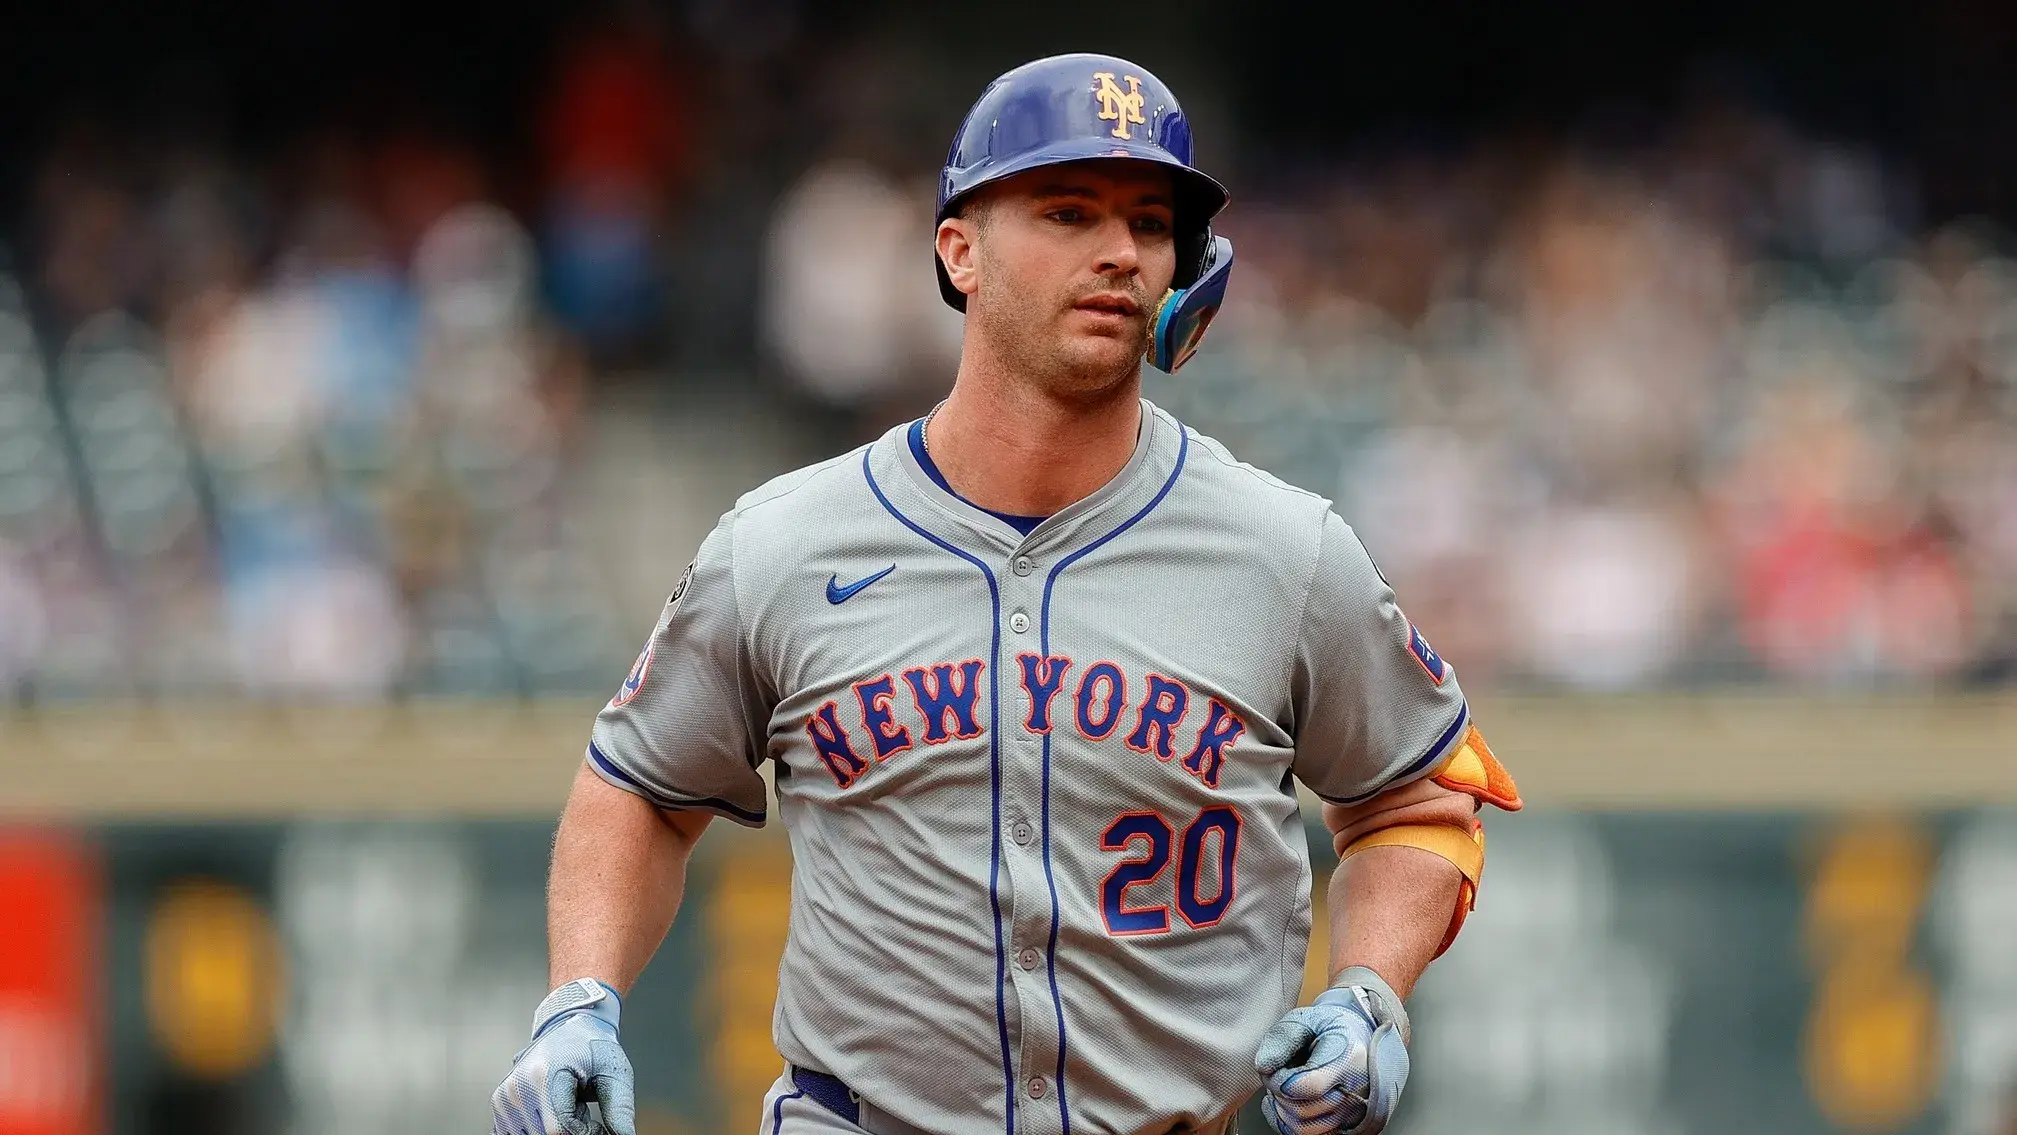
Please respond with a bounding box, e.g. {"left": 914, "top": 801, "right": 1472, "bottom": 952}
{"left": 1092, "top": 214, "right": 1141, "bottom": 277}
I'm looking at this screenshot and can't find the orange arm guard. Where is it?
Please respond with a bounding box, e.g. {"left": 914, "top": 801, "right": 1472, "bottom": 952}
{"left": 1326, "top": 724, "right": 1522, "bottom": 958}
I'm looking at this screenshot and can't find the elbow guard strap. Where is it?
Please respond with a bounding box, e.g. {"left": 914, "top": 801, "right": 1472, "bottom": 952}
{"left": 1342, "top": 821, "right": 1484, "bottom": 887}
{"left": 1338, "top": 724, "right": 1520, "bottom": 958}
{"left": 1341, "top": 821, "right": 1487, "bottom": 959}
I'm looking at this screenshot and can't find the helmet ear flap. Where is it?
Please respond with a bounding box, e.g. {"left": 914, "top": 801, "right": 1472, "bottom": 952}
{"left": 1147, "top": 234, "right": 1233, "bottom": 373}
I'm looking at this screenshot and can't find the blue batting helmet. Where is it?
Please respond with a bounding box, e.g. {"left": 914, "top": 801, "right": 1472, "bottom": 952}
{"left": 935, "top": 52, "right": 1234, "bottom": 372}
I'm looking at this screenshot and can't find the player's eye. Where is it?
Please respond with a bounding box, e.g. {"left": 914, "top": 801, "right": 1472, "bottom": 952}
{"left": 1047, "top": 207, "right": 1086, "bottom": 224}
{"left": 1132, "top": 215, "right": 1171, "bottom": 235}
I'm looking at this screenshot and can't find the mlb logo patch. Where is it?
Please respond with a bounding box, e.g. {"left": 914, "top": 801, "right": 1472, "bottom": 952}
{"left": 612, "top": 645, "right": 653, "bottom": 707}
{"left": 1408, "top": 622, "right": 1447, "bottom": 684}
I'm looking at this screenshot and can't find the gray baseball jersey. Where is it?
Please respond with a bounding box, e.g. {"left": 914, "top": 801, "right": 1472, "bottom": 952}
{"left": 588, "top": 400, "right": 1472, "bottom": 1135}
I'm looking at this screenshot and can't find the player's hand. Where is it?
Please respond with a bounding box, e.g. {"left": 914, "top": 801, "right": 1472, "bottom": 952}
{"left": 492, "top": 978, "right": 638, "bottom": 1135}
{"left": 1252, "top": 966, "right": 1410, "bottom": 1135}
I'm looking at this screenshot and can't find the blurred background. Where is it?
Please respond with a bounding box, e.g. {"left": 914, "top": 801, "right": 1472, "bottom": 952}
{"left": 0, "top": 0, "right": 2013, "bottom": 1132}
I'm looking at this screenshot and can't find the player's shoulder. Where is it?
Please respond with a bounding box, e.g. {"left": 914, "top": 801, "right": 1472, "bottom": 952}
{"left": 728, "top": 444, "right": 869, "bottom": 523}
{"left": 1160, "top": 408, "right": 1393, "bottom": 607}
{"left": 1179, "top": 424, "right": 1327, "bottom": 503}
{"left": 713, "top": 442, "right": 877, "bottom": 582}
{"left": 1158, "top": 406, "right": 1336, "bottom": 531}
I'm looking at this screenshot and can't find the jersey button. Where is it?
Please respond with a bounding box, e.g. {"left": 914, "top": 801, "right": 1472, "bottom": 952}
{"left": 1017, "top": 947, "right": 1040, "bottom": 970}
{"left": 1012, "top": 820, "right": 1034, "bottom": 846}
{"left": 1009, "top": 610, "right": 1030, "bottom": 634}
{"left": 1012, "top": 557, "right": 1034, "bottom": 576}
{"left": 1027, "top": 1076, "right": 1048, "bottom": 1099}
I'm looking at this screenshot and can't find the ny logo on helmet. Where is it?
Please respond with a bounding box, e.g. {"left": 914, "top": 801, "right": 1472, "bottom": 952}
{"left": 1092, "top": 72, "right": 1146, "bottom": 140}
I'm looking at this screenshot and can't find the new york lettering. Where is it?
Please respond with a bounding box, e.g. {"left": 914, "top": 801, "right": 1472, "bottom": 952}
{"left": 805, "top": 655, "right": 1246, "bottom": 789}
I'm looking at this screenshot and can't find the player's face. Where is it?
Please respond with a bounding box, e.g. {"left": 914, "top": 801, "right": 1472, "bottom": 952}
{"left": 958, "top": 161, "right": 1179, "bottom": 397}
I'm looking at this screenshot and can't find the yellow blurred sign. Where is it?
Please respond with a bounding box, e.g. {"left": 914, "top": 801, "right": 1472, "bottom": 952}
{"left": 705, "top": 843, "right": 794, "bottom": 1130}
{"left": 1801, "top": 819, "right": 1941, "bottom": 1130}
{"left": 143, "top": 879, "right": 286, "bottom": 1080}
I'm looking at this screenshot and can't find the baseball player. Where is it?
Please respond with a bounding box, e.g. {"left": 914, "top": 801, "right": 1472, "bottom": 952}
{"left": 491, "top": 52, "right": 1520, "bottom": 1135}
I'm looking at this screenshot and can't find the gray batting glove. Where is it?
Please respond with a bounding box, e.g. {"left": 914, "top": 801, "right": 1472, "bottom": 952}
{"left": 1252, "top": 966, "right": 1411, "bottom": 1135}
{"left": 492, "top": 978, "right": 637, "bottom": 1135}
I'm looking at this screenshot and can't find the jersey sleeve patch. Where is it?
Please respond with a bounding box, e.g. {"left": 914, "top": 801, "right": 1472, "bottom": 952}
{"left": 1407, "top": 620, "right": 1447, "bottom": 684}
{"left": 610, "top": 561, "right": 693, "bottom": 709}
{"left": 611, "top": 645, "right": 653, "bottom": 707}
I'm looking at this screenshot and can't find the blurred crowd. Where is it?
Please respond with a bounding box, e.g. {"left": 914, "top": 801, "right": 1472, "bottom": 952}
{"left": 1, "top": 23, "right": 2013, "bottom": 699}
{"left": 1142, "top": 108, "right": 2017, "bottom": 689}
{"left": 0, "top": 63, "right": 634, "bottom": 700}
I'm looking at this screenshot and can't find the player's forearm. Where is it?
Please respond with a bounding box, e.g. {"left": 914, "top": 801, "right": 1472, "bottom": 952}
{"left": 547, "top": 762, "right": 711, "bottom": 994}
{"left": 1325, "top": 844, "right": 1463, "bottom": 1000}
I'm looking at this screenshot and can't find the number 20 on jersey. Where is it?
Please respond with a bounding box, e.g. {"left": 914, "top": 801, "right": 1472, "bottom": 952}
{"left": 1100, "top": 806, "right": 1240, "bottom": 935}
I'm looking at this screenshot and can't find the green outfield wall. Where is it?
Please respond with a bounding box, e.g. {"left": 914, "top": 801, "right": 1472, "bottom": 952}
{"left": 2, "top": 694, "right": 2013, "bottom": 1135}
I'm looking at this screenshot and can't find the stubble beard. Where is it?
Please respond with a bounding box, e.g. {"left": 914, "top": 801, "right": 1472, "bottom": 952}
{"left": 971, "top": 286, "right": 1149, "bottom": 403}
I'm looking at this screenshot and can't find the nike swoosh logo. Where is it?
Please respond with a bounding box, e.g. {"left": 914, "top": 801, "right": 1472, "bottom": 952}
{"left": 827, "top": 565, "right": 896, "bottom": 604}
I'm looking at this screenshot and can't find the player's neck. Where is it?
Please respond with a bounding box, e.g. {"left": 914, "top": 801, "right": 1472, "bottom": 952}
{"left": 926, "top": 370, "right": 1143, "bottom": 519}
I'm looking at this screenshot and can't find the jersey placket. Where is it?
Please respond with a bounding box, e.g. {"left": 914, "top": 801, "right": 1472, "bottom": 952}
{"left": 883, "top": 410, "right": 1173, "bottom": 1135}
{"left": 999, "top": 536, "right": 1067, "bottom": 1135}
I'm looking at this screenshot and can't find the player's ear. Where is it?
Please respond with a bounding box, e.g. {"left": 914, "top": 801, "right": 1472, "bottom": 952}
{"left": 937, "top": 216, "right": 980, "bottom": 302}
